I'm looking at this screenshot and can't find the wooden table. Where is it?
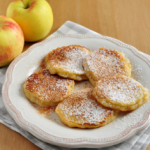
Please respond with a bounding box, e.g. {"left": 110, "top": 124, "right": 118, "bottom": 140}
{"left": 0, "top": 0, "right": 150, "bottom": 149}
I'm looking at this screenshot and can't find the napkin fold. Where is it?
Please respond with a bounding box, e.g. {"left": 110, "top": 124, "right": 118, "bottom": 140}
{"left": 0, "top": 21, "right": 150, "bottom": 150}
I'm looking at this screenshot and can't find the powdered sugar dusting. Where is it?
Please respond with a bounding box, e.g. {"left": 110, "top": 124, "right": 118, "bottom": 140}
{"left": 26, "top": 69, "right": 74, "bottom": 101}
{"left": 131, "top": 63, "right": 148, "bottom": 88}
{"left": 47, "top": 45, "right": 90, "bottom": 74}
{"left": 58, "top": 89, "right": 113, "bottom": 124}
{"left": 97, "top": 76, "right": 143, "bottom": 103}
{"left": 84, "top": 48, "right": 129, "bottom": 79}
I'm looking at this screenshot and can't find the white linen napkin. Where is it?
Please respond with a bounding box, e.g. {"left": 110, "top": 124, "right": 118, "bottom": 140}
{"left": 0, "top": 21, "right": 150, "bottom": 150}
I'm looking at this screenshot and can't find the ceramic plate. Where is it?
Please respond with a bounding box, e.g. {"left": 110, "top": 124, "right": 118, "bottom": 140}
{"left": 2, "top": 34, "right": 150, "bottom": 148}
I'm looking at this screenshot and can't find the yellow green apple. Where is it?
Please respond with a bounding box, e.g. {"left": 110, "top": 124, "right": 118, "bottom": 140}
{"left": 6, "top": 0, "right": 53, "bottom": 42}
{"left": 0, "top": 16, "right": 24, "bottom": 67}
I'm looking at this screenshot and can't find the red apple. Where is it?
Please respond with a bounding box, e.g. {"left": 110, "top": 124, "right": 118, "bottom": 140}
{"left": 0, "top": 16, "right": 24, "bottom": 67}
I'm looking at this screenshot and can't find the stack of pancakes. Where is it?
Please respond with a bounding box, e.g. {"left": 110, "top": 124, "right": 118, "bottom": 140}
{"left": 23, "top": 45, "right": 150, "bottom": 128}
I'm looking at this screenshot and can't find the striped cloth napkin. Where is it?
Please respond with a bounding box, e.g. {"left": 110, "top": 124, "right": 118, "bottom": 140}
{"left": 0, "top": 21, "right": 150, "bottom": 150}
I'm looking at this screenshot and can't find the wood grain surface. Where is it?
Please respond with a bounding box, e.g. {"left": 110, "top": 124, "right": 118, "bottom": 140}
{"left": 0, "top": 0, "right": 150, "bottom": 150}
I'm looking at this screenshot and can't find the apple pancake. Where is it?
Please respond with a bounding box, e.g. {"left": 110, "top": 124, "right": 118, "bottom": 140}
{"left": 92, "top": 75, "right": 150, "bottom": 111}
{"left": 83, "top": 48, "right": 131, "bottom": 86}
{"left": 23, "top": 69, "right": 74, "bottom": 107}
{"left": 45, "top": 45, "right": 91, "bottom": 81}
{"left": 55, "top": 88, "right": 119, "bottom": 128}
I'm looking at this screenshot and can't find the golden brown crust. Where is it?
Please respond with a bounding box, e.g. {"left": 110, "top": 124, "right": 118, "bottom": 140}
{"left": 45, "top": 45, "right": 91, "bottom": 81}
{"left": 92, "top": 75, "right": 150, "bottom": 111}
{"left": 55, "top": 88, "right": 119, "bottom": 128}
{"left": 23, "top": 69, "right": 74, "bottom": 107}
{"left": 83, "top": 48, "right": 131, "bottom": 86}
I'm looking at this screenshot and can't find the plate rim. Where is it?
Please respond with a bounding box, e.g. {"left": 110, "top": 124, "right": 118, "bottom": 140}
{"left": 2, "top": 34, "right": 150, "bottom": 148}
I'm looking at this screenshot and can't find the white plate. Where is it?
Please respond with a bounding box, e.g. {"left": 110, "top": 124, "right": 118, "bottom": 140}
{"left": 2, "top": 34, "right": 150, "bottom": 148}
